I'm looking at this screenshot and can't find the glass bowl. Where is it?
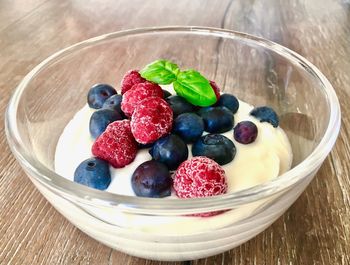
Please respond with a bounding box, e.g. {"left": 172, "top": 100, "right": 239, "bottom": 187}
{"left": 5, "top": 26, "right": 340, "bottom": 261}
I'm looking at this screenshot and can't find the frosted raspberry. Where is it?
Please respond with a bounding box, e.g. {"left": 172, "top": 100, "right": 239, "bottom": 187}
{"left": 92, "top": 120, "right": 138, "bottom": 168}
{"left": 120, "top": 70, "right": 146, "bottom": 95}
{"left": 121, "top": 82, "right": 163, "bottom": 117}
{"left": 131, "top": 97, "right": 173, "bottom": 144}
{"left": 173, "top": 156, "right": 227, "bottom": 198}
{"left": 210, "top": 80, "right": 221, "bottom": 101}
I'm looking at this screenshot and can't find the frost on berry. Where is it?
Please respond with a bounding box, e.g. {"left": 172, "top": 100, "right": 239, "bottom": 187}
{"left": 131, "top": 97, "right": 173, "bottom": 144}
{"left": 174, "top": 156, "right": 227, "bottom": 198}
{"left": 120, "top": 70, "right": 146, "bottom": 95}
{"left": 121, "top": 81, "right": 163, "bottom": 117}
{"left": 92, "top": 120, "right": 138, "bottom": 168}
{"left": 173, "top": 156, "right": 228, "bottom": 217}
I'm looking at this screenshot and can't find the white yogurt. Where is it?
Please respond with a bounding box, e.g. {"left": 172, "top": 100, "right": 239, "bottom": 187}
{"left": 54, "top": 86, "right": 293, "bottom": 234}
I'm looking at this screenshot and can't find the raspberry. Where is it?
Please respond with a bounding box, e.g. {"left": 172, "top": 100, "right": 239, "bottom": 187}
{"left": 173, "top": 156, "right": 228, "bottom": 217}
{"left": 173, "top": 156, "right": 227, "bottom": 198}
{"left": 210, "top": 80, "right": 221, "bottom": 101}
{"left": 120, "top": 70, "right": 146, "bottom": 95}
{"left": 92, "top": 120, "right": 138, "bottom": 168}
{"left": 131, "top": 97, "right": 173, "bottom": 144}
{"left": 121, "top": 82, "right": 163, "bottom": 117}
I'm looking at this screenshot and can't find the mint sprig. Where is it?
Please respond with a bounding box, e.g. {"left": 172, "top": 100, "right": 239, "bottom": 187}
{"left": 140, "top": 59, "right": 216, "bottom": 107}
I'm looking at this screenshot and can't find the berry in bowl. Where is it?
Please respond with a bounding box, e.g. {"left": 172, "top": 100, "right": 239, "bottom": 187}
{"left": 58, "top": 59, "right": 292, "bottom": 202}
{"left": 5, "top": 27, "right": 340, "bottom": 261}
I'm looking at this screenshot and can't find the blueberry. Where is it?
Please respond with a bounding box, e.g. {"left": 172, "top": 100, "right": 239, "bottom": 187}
{"left": 149, "top": 134, "right": 188, "bottom": 170}
{"left": 215, "top": 93, "right": 239, "bottom": 113}
{"left": 131, "top": 160, "right": 172, "bottom": 198}
{"left": 87, "top": 83, "right": 117, "bottom": 109}
{"left": 162, "top": 89, "right": 172, "bottom": 98}
{"left": 74, "top": 157, "right": 111, "bottom": 190}
{"left": 166, "top": 96, "right": 197, "bottom": 117}
{"left": 102, "top": 94, "right": 127, "bottom": 119}
{"left": 102, "top": 94, "right": 122, "bottom": 112}
{"left": 198, "top": 106, "right": 234, "bottom": 133}
{"left": 192, "top": 134, "right": 236, "bottom": 165}
{"left": 234, "top": 121, "right": 258, "bottom": 144}
{"left": 250, "top": 106, "right": 279, "bottom": 127}
{"left": 173, "top": 113, "right": 204, "bottom": 143}
{"left": 89, "top": 109, "right": 122, "bottom": 139}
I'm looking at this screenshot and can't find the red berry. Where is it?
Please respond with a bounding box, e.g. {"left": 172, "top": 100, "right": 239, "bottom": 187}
{"left": 210, "top": 80, "right": 221, "bottom": 101}
{"left": 120, "top": 70, "right": 146, "bottom": 95}
{"left": 121, "top": 81, "right": 163, "bottom": 117}
{"left": 131, "top": 97, "right": 173, "bottom": 144}
{"left": 173, "top": 156, "right": 227, "bottom": 198}
{"left": 174, "top": 156, "right": 228, "bottom": 217}
{"left": 92, "top": 120, "right": 138, "bottom": 168}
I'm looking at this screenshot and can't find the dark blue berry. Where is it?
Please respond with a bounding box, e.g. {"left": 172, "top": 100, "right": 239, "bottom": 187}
{"left": 215, "top": 93, "right": 239, "bottom": 113}
{"left": 166, "top": 96, "right": 197, "bottom": 117}
{"left": 173, "top": 113, "right": 204, "bottom": 143}
{"left": 74, "top": 157, "right": 111, "bottom": 190}
{"left": 149, "top": 134, "right": 188, "bottom": 170}
{"left": 89, "top": 109, "right": 122, "bottom": 139}
{"left": 234, "top": 121, "right": 258, "bottom": 144}
{"left": 250, "top": 106, "right": 279, "bottom": 127}
{"left": 192, "top": 134, "right": 236, "bottom": 165}
{"left": 131, "top": 160, "right": 172, "bottom": 198}
{"left": 87, "top": 84, "right": 117, "bottom": 109}
{"left": 102, "top": 94, "right": 127, "bottom": 119}
{"left": 198, "top": 106, "right": 234, "bottom": 133}
{"left": 162, "top": 89, "right": 172, "bottom": 98}
{"left": 102, "top": 94, "right": 122, "bottom": 112}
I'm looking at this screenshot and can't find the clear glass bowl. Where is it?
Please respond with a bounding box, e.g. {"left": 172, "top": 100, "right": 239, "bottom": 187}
{"left": 5, "top": 27, "right": 340, "bottom": 261}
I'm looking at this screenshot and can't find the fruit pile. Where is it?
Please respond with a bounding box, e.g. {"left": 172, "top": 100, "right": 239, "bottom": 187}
{"left": 74, "top": 60, "right": 279, "bottom": 203}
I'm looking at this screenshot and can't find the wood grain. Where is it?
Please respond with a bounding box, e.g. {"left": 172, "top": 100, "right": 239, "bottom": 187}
{"left": 0, "top": 0, "right": 349, "bottom": 264}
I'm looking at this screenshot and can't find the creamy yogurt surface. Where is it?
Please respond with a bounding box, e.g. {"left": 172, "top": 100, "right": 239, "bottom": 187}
{"left": 54, "top": 85, "right": 293, "bottom": 234}
{"left": 55, "top": 86, "right": 293, "bottom": 197}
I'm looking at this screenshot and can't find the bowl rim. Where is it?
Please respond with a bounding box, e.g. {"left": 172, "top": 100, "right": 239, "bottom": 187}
{"left": 5, "top": 26, "right": 341, "bottom": 214}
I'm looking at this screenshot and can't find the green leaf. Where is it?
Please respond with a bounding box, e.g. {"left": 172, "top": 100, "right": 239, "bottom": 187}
{"left": 140, "top": 59, "right": 180, "bottom": 85}
{"left": 173, "top": 70, "right": 217, "bottom": 107}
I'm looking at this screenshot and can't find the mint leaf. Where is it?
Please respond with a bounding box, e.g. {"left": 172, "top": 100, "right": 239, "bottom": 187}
{"left": 173, "top": 70, "right": 216, "bottom": 107}
{"left": 140, "top": 59, "right": 180, "bottom": 85}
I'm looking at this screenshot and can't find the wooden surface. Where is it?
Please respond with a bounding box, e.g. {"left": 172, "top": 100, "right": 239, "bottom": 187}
{"left": 0, "top": 0, "right": 349, "bottom": 264}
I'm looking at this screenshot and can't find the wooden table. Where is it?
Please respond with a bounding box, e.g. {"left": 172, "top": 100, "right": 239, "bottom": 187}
{"left": 1, "top": 0, "right": 349, "bottom": 264}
